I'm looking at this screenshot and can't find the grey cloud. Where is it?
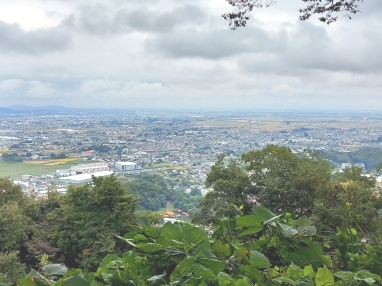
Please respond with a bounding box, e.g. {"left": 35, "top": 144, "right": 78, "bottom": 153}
{"left": 145, "top": 27, "right": 284, "bottom": 59}
{"left": 117, "top": 5, "right": 206, "bottom": 32}
{"left": 65, "top": 4, "right": 206, "bottom": 35}
{"left": 0, "top": 21, "right": 71, "bottom": 54}
{"left": 238, "top": 20, "right": 382, "bottom": 76}
{"left": 62, "top": 4, "right": 129, "bottom": 35}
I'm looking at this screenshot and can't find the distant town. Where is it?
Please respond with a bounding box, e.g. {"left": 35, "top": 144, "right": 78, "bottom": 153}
{"left": 1, "top": 109, "right": 382, "bottom": 197}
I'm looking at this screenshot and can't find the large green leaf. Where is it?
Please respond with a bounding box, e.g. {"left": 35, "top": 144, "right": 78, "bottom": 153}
{"left": 147, "top": 274, "right": 166, "bottom": 285}
{"left": 287, "top": 263, "right": 304, "bottom": 279}
{"left": 235, "top": 277, "right": 252, "bottom": 286}
{"left": 182, "top": 226, "right": 208, "bottom": 245}
{"left": 240, "top": 265, "right": 264, "bottom": 282}
{"left": 315, "top": 267, "right": 334, "bottom": 286}
{"left": 217, "top": 272, "right": 234, "bottom": 286}
{"left": 191, "top": 263, "right": 216, "bottom": 280}
{"left": 263, "top": 214, "right": 283, "bottom": 225}
{"left": 133, "top": 234, "right": 147, "bottom": 241}
{"left": 17, "top": 278, "right": 38, "bottom": 286}
{"left": 249, "top": 251, "right": 271, "bottom": 268}
{"left": 63, "top": 269, "right": 82, "bottom": 279}
{"left": 277, "top": 223, "right": 298, "bottom": 237}
{"left": 253, "top": 205, "right": 276, "bottom": 220}
{"left": 136, "top": 243, "right": 164, "bottom": 252}
{"left": 303, "top": 265, "right": 315, "bottom": 279}
{"left": 354, "top": 270, "right": 381, "bottom": 284}
{"left": 42, "top": 264, "right": 68, "bottom": 276}
{"left": 334, "top": 271, "right": 354, "bottom": 282}
{"left": 157, "top": 222, "right": 183, "bottom": 246}
{"left": 197, "top": 258, "right": 226, "bottom": 274}
{"left": 63, "top": 275, "right": 90, "bottom": 286}
{"left": 284, "top": 241, "right": 323, "bottom": 268}
{"left": 238, "top": 225, "right": 263, "bottom": 237}
{"left": 23, "top": 270, "right": 52, "bottom": 286}
{"left": 273, "top": 277, "right": 297, "bottom": 285}
{"left": 99, "top": 254, "right": 120, "bottom": 268}
{"left": 145, "top": 226, "right": 160, "bottom": 239}
{"left": 212, "top": 241, "right": 231, "bottom": 256}
{"left": 236, "top": 215, "right": 263, "bottom": 228}
{"left": 171, "top": 256, "right": 196, "bottom": 282}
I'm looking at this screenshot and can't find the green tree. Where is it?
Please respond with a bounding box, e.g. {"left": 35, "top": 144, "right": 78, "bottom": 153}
{"left": 52, "top": 175, "right": 138, "bottom": 270}
{"left": 190, "top": 187, "right": 202, "bottom": 196}
{"left": 1, "top": 152, "right": 23, "bottom": 162}
{"left": 312, "top": 180, "right": 382, "bottom": 237}
{"left": 333, "top": 166, "right": 376, "bottom": 188}
{"left": 0, "top": 252, "right": 26, "bottom": 285}
{"left": 127, "top": 179, "right": 167, "bottom": 210}
{"left": 242, "top": 145, "right": 331, "bottom": 217}
{"left": 195, "top": 154, "right": 256, "bottom": 224}
{"left": 223, "top": 0, "right": 365, "bottom": 29}
{"left": 0, "top": 178, "right": 38, "bottom": 284}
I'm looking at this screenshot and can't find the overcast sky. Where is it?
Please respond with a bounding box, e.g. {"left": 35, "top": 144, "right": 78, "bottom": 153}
{"left": 0, "top": 0, "right": 381, "bottom": 111}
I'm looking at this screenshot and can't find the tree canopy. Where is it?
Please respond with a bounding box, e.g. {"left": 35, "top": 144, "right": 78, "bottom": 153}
{"left": 242, "top": 145, "right": 331, "bottom": 217}
{"left": 194, "top": 154, "right": 256, "bottom": 224}
{"left": 0, "top": 178, "right": 38, "bottom": 284}
{"left": 223, "top": 0, "right": 365, "bottom": 29}
{"left": 51, "top": 175, "right": 138, "bottom": 270}
{"left": 197, "top": 145, "right": 382, "bottom": 240}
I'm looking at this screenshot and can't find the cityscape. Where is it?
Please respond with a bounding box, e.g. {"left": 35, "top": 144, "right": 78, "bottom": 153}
{"left": 1, "top": 109, "right": 382, "bottom": 197}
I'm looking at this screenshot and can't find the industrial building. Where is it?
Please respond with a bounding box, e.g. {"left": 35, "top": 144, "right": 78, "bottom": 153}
{"left": 114, "top": 162, "right": 137, "bottom": 171}
{"left": 70, "top": 163, "right": 109, "bottom": 174}
{"left": 58, "top": 171, "right": 114, "bottom": 184}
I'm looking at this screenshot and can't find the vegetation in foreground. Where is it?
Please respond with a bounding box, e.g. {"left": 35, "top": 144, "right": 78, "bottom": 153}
{"left": 1, "top": 144, "right": 382, "bottom": 285}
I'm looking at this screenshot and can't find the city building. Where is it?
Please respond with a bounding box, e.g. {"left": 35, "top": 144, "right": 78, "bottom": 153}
{"left": 70, "top": 163, "right": 109, "bottom": 174}
{"left": 58, "top": 171, "right": 114, "bottom": 184}
{"left": 114, "top": 162, "right": 137, "bottom": 171}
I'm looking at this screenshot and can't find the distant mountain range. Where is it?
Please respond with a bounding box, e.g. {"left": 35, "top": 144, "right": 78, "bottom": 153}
{"left": 0, "top": 105, "right": 136, "bottom": 115}
{"left": 8, "top": 105, "right": 78, "bottom": 113}
{"left": 0, "top": 107, "right": 13, "bottom": 114}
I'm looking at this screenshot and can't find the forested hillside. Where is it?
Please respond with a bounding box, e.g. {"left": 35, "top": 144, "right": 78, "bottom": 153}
{"left": 1, "top": 145, "right": 382, "bottom": 285}
{"left": 126, "top": 173, "right": 202, "bottom": 214}
{"left": 321, "top": 147, "right": 382, "bottom": 170}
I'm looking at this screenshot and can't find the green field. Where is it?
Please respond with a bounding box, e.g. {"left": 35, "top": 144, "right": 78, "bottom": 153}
{"left": 149, "top": 163, "right": 174, "bottom": 169}
{"left": 0, "top": 160, "right": 84, "bottom": 179}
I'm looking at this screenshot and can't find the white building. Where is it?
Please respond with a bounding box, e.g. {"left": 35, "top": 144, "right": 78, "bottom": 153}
{"left": 58, "top": 171, "right": 114, "bottom": 184}
{"left": 114, "top": 162, "right": 137, "bottom": 171}
{"left": 70, "top": 163, "right": 109, "bottom": 174}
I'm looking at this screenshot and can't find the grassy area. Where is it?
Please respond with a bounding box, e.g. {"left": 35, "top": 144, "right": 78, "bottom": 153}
{"left": 196, "top": 117, "right": 382, "bottom": 131}
{"left": 25, "top": 157, "right": 80, "bottom": 165}
{"left": 149, "top": 163, "right": 174, "bottom": 169}
{"left": 172, "top": 165, "right": 192, "bottom": 171}
{"left": 0, "top": 159, "right": 85, "bottom": 179}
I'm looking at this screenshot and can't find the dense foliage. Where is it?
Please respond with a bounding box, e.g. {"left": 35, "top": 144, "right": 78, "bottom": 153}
{"left": 18, "top": 206, "right": 382, "bottom": 286}
{"left": 51, "top": 175, "right": 138, "bottom": 271}
{"left": 0, "top": 178, "right": 40, "bottom": 284}
{"left": 195, "top": 154, "right": 256, "bottom": 224}
{"left": 196, "top": 145, "right": 382, "bottom": 239}
{"left": 1, "top": 144, "right": 382, "bottom": 285}
{"left": 1, "top": 152, "right": 23, "bottom": 162}
{"left": 321, "top": 147, "right": 382, "bottom": 171}
{"left": 127, "top": 173, "right": 203, "bottom": 213}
